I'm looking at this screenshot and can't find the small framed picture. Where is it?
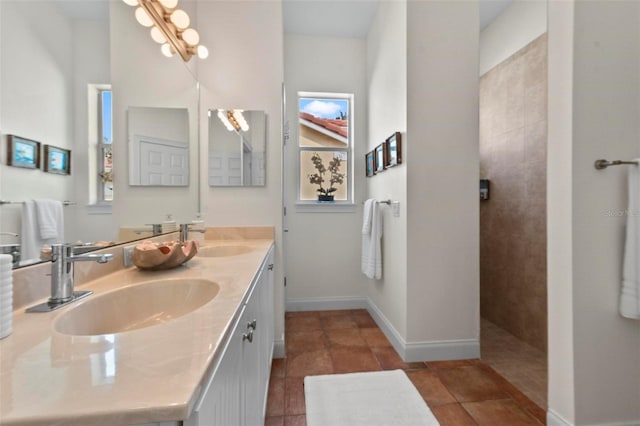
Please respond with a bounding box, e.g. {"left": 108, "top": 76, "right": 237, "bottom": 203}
{"left": 386, "top": 132, "right": 402, "bottom": 168}
{"left": 43, "top": 145, "right": 71, "bottom": 175}
{"left": 375, "top": 143, "right": 387, "bottom": 173}
{"left": 7, "top": 135, "right": 40, "bottom": 169}
{"left": 365, "top": 151, "right": 375, "bottom": 177}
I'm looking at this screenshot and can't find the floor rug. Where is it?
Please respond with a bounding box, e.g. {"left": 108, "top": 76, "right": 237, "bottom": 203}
{"left": 304, "top": 369, "right": 440, "bottom": 426}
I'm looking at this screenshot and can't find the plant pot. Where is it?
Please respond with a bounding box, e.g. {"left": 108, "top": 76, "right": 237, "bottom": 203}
{"left": 318, "top": 194, "right": 334, "bottom": 202}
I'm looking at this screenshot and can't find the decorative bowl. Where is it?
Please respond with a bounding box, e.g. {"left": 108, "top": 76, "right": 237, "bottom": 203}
{"left": 132, "top": 240, "right": 198, "bottom": 270}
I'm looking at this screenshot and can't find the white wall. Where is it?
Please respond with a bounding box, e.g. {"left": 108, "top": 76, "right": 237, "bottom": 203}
{"left": 283, "top": 34, "right": 368, "bottom": 307}
{"left": 366, "top": 0, "right": 408, "bottom": 340}
{"left": 548, "top": 0, "right": 640, "bottom": 424}
{"left": 547, "top": 1, "right": 575, "bottom": 422}
{"left": 479, "top": 0, "right": 547, "bottom": 76}
{"left": 110, "top": 0, "right": 199, "bottom": 234}
{"left": 197, "top": 0, "right": 285, "bottom": 349}
{"left": 405, "top": 0, "right": 479, "bottom": 354}
{"left": 0, "top": 1, "right": 74, "bottom": 242}
{"left": 571, "top": 1, "right": 640, "bottom": 423}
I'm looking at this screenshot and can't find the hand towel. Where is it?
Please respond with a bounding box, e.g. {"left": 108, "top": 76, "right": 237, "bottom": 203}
{"left": 362, "top": 199, "right": 374, "bottom": 235}
{"left": 620, "top": 160, "right": 640, "bottom": 319}
{"left": 20, "top": 201, "right": 61, "bottom": 263}
{"left": 362, "top": 200, "right": 382, "bottom": 279}
{"left": 33, "top": 199, "right": 64, "bottom": 240}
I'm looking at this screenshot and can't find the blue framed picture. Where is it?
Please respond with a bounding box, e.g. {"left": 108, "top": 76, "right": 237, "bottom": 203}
{"left": 7, "top": 135, "right": 40, "bottom": 169}
{"left": 43, "top": 145, "right": 71, "bottom": 175}
{"left": 366, "top": 151, "right": 375, "bottom": 177}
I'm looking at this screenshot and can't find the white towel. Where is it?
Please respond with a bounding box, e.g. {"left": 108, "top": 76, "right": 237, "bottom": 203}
{"left": 620, "top": 161, "right": 640, "bottom": 319}
{"left": 362, "top": 199, "right": 382, "bottom": 279}
{"left": 362, "top": 199, "right": 374, "bottom": 235}
{"left": 33, "top": 199, "right": 64, "bottom": 240}
{"left": 20, "top": 201, "right": 62, "bottom": 262}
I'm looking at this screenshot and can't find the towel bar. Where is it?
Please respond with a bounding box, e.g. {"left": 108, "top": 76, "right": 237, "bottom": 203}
{"left": 362, "top": 199, "right": 392, "bottom": 205}
{"left": 0, "top": 200, "right": 76, "bottom": 206}
{"left": 594, "top": 159, "right": 639, "bottom": 170}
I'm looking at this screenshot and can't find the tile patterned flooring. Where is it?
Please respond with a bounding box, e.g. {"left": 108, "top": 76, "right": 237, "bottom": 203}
{"left": 480, "top": 319, "right": 548, "bottom": 410}
{"left": 265, "top": 310, "right": 546, "bottom": 426}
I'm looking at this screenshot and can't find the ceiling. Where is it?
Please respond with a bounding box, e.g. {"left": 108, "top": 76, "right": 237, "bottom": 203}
{"left": 283, "top": 0, "right": 514, "bottom": 38}
{"left": 51, "top": 0, "right": 514, "bottom": 37}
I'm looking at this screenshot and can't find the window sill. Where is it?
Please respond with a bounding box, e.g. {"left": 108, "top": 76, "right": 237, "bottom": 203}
{"left": 295, "top": 201, "right": 357, "bottom": 213}
{"left": 87, "top": 204, "right": 112, "bottom": 215}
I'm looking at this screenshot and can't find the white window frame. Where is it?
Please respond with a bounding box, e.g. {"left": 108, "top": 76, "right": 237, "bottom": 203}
{"left": 87, "top": 84, "right": 112, "bottom": 215}
{"left": 296, "top": 91, "right": 355, "bottom": 210}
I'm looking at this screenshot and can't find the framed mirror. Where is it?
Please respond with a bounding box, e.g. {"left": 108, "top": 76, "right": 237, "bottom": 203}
{"left": 208, "top": 109, "right": 266, "bottom": 186}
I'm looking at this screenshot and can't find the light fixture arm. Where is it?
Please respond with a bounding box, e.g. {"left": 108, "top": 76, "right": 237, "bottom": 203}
{"left": 139, "top": 0, "right": 192, "bottom": 61}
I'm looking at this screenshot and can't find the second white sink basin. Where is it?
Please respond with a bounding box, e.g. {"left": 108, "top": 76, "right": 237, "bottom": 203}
{"left": 198, "top": 245, "right": 253, "bottom": 257}
{"left": 54, "top": 279, "right": 220, "bottom": 336}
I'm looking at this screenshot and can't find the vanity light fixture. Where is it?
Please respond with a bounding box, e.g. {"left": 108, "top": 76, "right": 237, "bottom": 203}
{"left": 122, "top": 0, "right": 208, "bottom": 62}
{"left": 217, "top": 109, "right": 250, "bottom": 133}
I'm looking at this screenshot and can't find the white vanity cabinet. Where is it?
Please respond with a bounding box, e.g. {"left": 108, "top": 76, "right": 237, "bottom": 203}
{"left": 185, "top": 247, "right": 275, "bottom": 426}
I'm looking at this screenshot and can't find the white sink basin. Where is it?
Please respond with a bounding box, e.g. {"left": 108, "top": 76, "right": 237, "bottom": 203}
{"left": 53, "top": 279, "right": 220, "bottom": 336}
{"left": 198, "top": 245, "right": 253, "bottom": 258}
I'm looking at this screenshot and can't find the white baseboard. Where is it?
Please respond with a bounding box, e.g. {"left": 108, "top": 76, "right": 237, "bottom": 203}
{"left": 285, "top": 296, "right": 367, "bottom": 312}
{"left": 365, "top": 298, "right": 480, "bottom": 363}
{"left": 273, "top": 339, "right": 285, "bottom": 359}
{"left": 547, "top": 409, "right": 572, "bottom": 426}
{"left": 547, "top": 407, "right": 640, "bottom": 426}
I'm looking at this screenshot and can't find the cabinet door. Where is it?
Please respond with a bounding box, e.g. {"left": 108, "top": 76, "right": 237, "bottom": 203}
{"left": 243, "top": 282, "right": 262, "bottom": 426}
{"left": 186, "top": 306, "right": 246, "bottom": 426}
{"left": 258, "top": 251, "right": 275, "bottom": 415}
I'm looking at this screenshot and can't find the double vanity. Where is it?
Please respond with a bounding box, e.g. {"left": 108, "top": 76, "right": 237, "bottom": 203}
{"left": 0, "top": 229, "right": 275, "bottom": 426}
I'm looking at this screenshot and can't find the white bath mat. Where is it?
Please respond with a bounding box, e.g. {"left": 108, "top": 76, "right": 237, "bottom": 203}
{"left": 304, "top": 369, "right": 440, "bottom": 426}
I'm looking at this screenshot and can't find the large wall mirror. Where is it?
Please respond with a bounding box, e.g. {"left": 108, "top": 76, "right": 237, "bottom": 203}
{"left": 0, "top": 0, "right": 200, "bottom": 268}
{"left": 208, "top": 109, "right": 266, "bottom": 187}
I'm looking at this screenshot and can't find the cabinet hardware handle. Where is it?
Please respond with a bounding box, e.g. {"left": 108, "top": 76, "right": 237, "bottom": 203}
{"left": 247, "top": 319, "right": 257, "bottom": 330}
{"left": 242, "top": 330, "right": 254, "bottom": 343}
{"left": 268, "top": 264, "right": 274, "bottom": 271}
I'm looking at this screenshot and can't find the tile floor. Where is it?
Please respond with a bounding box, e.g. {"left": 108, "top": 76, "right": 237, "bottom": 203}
{"left": 265, "top": 309, "right": 546, "bottom": 426}
{"left": 480, "top": 319, "right": 548, "bottom": 409}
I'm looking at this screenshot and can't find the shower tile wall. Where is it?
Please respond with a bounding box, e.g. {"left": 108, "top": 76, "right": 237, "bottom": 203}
{"left": 479, "top": 33, "right": 547, "bottom": 352}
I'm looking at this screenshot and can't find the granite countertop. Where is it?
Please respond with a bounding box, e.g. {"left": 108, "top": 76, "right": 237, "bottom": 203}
{"left": 0, "top": 238, "right": 274, "bottom": 426}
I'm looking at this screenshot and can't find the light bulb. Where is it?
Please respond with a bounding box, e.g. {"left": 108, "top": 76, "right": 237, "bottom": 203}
{"left": 181, "top": 28, "right": 200, "bottom": 46}
{"left": 158, "top": 0, "right": 178, "bottom": 9}
{"left": 135, "top": 7, "right": 154, "bottom": 27}
{"left": 197, "top": 45, "right": 209, "bottom": 59}
{"left": 122, "top": 0, "right": 138, "bottom": 6}
{"left": 150, "top": 26, "right": 166, "bottom": 44}
{"left": 161, "top": 43, "right": 174, "bottom": 58}
{"left": 170, "top": 9, "right": 190, "bottom": 30}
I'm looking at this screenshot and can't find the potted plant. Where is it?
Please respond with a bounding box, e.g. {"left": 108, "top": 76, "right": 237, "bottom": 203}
{"left": 308, "top": 153, "right": 345, "bottom": 202}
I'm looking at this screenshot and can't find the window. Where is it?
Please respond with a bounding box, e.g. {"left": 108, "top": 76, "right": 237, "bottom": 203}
{"left": 297, "top": 92, "right": 353, "bottom": 204}
{"left": 98, "top": 89, "right": 113, "bottom": 202}
{"left": 87, "top": 84, "right": 112, "bottom": 212}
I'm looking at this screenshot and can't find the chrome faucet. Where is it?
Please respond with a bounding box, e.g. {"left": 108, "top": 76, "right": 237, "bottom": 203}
{"left": 179, "top": 223, "right": 206, "bottom": 242}
{"left": 133, "top": 224, "right": 163, "bottom": 236}
{"left": 26, "top": 243, "right": 113, "bottom": 313}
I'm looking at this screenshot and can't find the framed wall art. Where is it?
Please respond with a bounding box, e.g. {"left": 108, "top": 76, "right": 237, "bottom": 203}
{"left": 366, "top": 151, "right": 375, "bottom": 177}
{"left": 7, "top": 135, "right": 40, "bottom": 169}
{"left": 385, "top": 132, "right": 402, "bottom": 168}
{"left": 43, "top": 145, "right": 71, "bottom": 175}
{"left": 375, "top": 142, "right": 387, "bottom": 173}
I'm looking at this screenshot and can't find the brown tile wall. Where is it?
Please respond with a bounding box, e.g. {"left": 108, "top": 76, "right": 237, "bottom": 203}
{"left": 479, "top": 34, "right": 548, "bottom": 352}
